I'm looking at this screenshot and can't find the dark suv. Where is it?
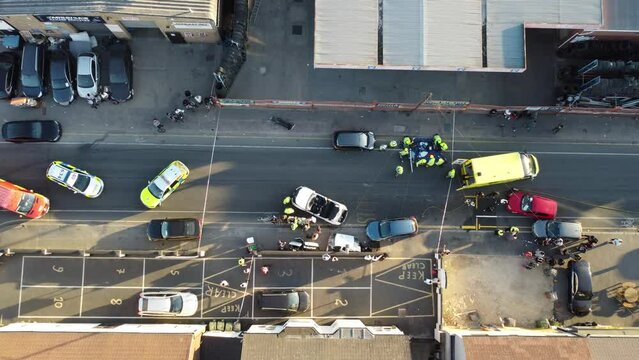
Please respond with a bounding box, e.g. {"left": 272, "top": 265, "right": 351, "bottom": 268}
{"left": 49, "top": 51, "right": 74, "bottom": 106}
{"left": 569, "top": 260, "right": 593, "bottom": 317}
{"left": 0, "top": 52, "right": 19, "bottom": 99}
{"left": 20, "top": 43, "right": 46, "bottom": 98}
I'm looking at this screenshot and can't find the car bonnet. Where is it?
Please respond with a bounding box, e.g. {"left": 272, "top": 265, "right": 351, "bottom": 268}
{"left": 531, "top": 196, "right": 558, "bottom": 216}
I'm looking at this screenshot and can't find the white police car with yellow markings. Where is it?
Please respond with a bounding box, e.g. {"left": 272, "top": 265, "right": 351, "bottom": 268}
{"left": 45, "top": 161, "right": 104, "bottom": 198}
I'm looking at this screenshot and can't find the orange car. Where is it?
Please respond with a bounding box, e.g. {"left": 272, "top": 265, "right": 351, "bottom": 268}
{"left": 0, "top": 178, "right": 49, "bottom": 219}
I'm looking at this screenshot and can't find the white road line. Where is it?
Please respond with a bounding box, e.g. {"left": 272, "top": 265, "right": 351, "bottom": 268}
{"left": 17, "top": 314, "right": 434, "bottom": 319}
{"left": 200, "top": 259, "right": 206, "bottom": 319}
{"left": 251, "top": 259, "right": 256, "bottom": 319}
{"left": 20, "top": 284, "right": 202, "bottom": 290}
{"left": 17, "top": 257, "right": 25, "bottom": 317}
{"left": 252, "top": 286, "right": 370, "bottom": 290}
{"left": 79, "top": 257, "right": 86, "bottom": 316}
{"left": 310, "top": 258, "right": 314, "bottom": 319}
{"left": 40, "top": 210, "right": 269, "bottom": 214}
{"left": 141, "top": 259, "right": 146, "bottom": 291}
{"left": 198, "top": 106, "right": 221, "bottom": 253}
{"left": 369, "top": 261, "right": 373, "bottom": 317}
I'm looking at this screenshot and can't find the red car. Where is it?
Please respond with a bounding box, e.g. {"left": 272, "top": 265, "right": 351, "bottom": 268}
{"left": 506, "top": 191, "right": 557, "bottom": 219}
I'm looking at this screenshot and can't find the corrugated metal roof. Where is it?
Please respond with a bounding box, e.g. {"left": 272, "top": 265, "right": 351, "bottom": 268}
{"left": 0, "top": 0, "right": 218, "bottom": 20}
{"left": 424, "top": 0, "right": 482, "bottom": 68}
{"left": 382, "top": 0, "right": 423, "bottom": 66}
{"left": 486, "top": 0, "right": 602, "bottom": 68}
{"left": 314, "top": 0, "right": 378, "bottom": 66}
{"left": 603, "top": 0, "right": 639, "bottom": 30}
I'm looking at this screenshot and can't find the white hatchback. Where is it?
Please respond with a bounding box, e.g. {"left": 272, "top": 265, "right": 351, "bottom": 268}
{"left": 46, "top": 161, "right": 104, "bottom": 198}
{"left": 138, "top": 291, "right": 198, "bottom": 317}
{"left": 76, "top": 52, "right": 99, "bottom": 99}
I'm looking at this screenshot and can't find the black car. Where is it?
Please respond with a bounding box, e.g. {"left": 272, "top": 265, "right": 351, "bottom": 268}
{"left": 20, "top": 43, "right": 46, "bottom": 98}
{"left": 107, "top": 43, "right": 133, "bottom": 102}
{"left": 569, "top": 260, "right": 593, "bottom": 317}
{"left": 2, "top": 120, "right": 61, "bottom": 143}
{"left": 147, "top": 218, "right": 201, "bottom": 241}
{"left": 333, "top": 130, "right": 376, "bottom": 150}
{"left": 257, "top": 290, "right": 310, "bottom": 313}
{"left": 366, "top": 217, "right": 418, "bottom": 241}
{"left": 50, "top": 51, "right": 74, "bottom": 106}
{"left": 0, "top": 52, "right": 19, "bottom": 99}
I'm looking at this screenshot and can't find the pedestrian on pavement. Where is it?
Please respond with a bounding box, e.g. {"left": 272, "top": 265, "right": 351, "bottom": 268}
{"left": 322, "top": 253, "right": 332, "bottom": 261}
{"left": 403, "top": 137, "right": 413, "bottom": 147}
{"left": 240, "top": 282, "right": 248, "bottom": 288}
{"left": 488, "top": 109, "right": 498, "bottom": 117}
{"left": 554, "top": 238, "right": 564, "bottom": 247}
{"left": 433, "top": 134, "right": 442, "bottom": 145}
{"left": 283, "top": 196, "right": 291, "bottom": 205}
{"left": 438, "top": 142, "right": 448, "bottom": 151}
{"left": 220, "top": 280, "right": 229, "bottom": 287}
{"left": 552, "top": 124, "right": 564, "bottom": 134}
{"left": 290, "top": 219, "right": 299, "bottom": 231}
{"left": 424, "top": 278, "right": 439, "bottom": 285}
{"left": 426, "top": 155, "right": 436, "bottom": 167}
{"left": 415, "top": 159, "right": 427, "bottom": 167}
{"left": 399, "top": 148, "right": 410, "bottom": 159}
{"left": 541, "top": 238, "right": 552, "bottom": 246}
{"left": 153, "top": 118, "right": 166, "bottom": 133}
{"left": 587, "top": 236, "right": 599, "bottom": 245}
{"left": 260, "top": 265, "right": 270, "bottom": 275}
{"left": 523, "top": 251, "right": 533, "bottom": 258}
{"left": 238, "top": 257, "right": 246, "bottom": 267}
{"left": 435, "top": 157, "right": 446, "bottom": 166}
{"left": 509, "top": 226, "right": 520, "bottom": 235}
{"left": 283, "top": 207, "right": 295, "bottom": 215}
{"left": 447, "top": 168, "right": 456, "bottom": 179}
{"left": 395, "top": 165, "right": 404, "bottom": 178}
{"left": 495, "top": 229, "right": 505, "bottom": 236}
{"left": 389, "top": 140, "right": 398, "bottom": 148}
{"left": 609, "top": 238, "right": 623, "bottom": 247}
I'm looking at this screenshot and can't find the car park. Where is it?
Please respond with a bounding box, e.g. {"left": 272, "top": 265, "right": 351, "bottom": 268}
{"left": 506, "top": 190, "right": 557, "bottom": 219}
{"left": 366, "top": 217, "right": 418, "bottom": 241}
{"left": 45, "top": 161, "right": 103, "bottom": 198}
{"left": 333, "top": 130, "right": 376, "bottom": 150}
{"left": 140, "top": 160, "right": 189, "bottom": 208}
{"left": 49, "top": 51, "right": 74, "bottom": 105}
{"left": 291, "top": 186, "right": 348, "bottom": 225}
{"left": 0, "top": 52, "right": 19, "bottom": 99}
{"left": 107, "top": 43, "right": 133, "bottom": 102}
{"left": 147, "top": 218, "right": 201, "bottom": 241}
{"left": 138, "top": 291, "right": 198, "bottom": 317}
{"left": 1, "top": 120, "right": 61, "bottom": 143}
{"left": 257, "top": 290, "right": 310, "bottom": 313}
{"left": 20, "top": 43, "right": 46, "bottom": 98}
{"left": 0, "top": 178, "right": 49, "bottom": 219}
{"left": 76, "top": 52, "right": 99, "bottom": 99}
{"left": 532, "top": 220, "right": 582, "bottom": 240}
{"left": 569, "top": 260, "right": 593, "bottom": 316}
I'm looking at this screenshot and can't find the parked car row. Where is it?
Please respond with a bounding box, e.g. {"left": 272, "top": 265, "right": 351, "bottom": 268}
{"left": 0, "top": 41, "right": 133, "bottom": 105}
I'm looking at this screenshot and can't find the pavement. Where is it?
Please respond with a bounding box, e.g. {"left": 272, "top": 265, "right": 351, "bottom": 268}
{"left": 232, "top": 0, "right": 560, "bottom": 105}
{"left": 1, "top": 29, "right": 639, "bottom": 336}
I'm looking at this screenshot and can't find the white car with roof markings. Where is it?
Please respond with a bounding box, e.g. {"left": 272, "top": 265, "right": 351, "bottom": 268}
{"left": 46, "top": 161, "right": 103, "bottom": 198}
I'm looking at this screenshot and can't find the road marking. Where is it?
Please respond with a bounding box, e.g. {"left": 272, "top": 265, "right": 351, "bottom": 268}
{"left": 141, "top": 259, "right": 146, "bottom": 292}
{"left": 17, "top": 257, "right": 25, "bottom": 317}
{"left": 198, "top": 106, "right": 221, "bottom": 253}
{"left": 369, "top": 261, "right": 373, "bottom": 317}
{"left": 370, "top": 295, "right": 432, "bottom": 316}
{"left": 16, "top": 314, "right": 433, "bottom": 319}
{"left": 373, "top": 278, "right": 430, "bottom": 294}
{"left": 200, "top": 259, "right": 206, "bottom": 319}
{"left": 253, "top": 286, "right": 369, "bottom": 290}
{"left": 79, "top": 257, "right": 86, "bottom": 316}
{"left": 310, "top": 258, "right": 314, "bottom": 318}
{"left": 20, "top": 284, "right": 202, "bottom": 290}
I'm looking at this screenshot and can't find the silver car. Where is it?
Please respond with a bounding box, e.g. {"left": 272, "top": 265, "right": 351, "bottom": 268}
{"left": 532, "top": 220, "right": 582, "bottom": 239}
{"left": 76, "top": 52, "right": 99, "bottom": 99}
{"left": 138, "top": 291, "right": 198, "bottom": 317}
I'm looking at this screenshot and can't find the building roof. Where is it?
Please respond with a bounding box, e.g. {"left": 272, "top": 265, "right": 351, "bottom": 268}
{"left": 241, "top": 334, "right": 412, "bottom": 360}
{"left": 314, "top": 0, "right": 604, "bottom": 71}
{"left": 461, "top": 335, "right": 639, "bottom": 360}
{"left": 0, "top": 0, "right": 218, "bottom": 21}
{"left": 603, "top": 0, "right": 639, "bottom": 30}
{"left": 0, "top": 331, "right": 199, "bottom": 360}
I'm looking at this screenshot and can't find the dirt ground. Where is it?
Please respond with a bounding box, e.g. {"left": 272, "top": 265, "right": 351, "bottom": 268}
{"left": 442, "top": 254, "right": 555, "bottom": 329}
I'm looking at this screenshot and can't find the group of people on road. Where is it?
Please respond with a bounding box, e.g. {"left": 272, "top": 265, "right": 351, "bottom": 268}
{"left": 392, "top": 134, "right": 451, "bottom": 178}
{"left": 153, "top": 90, "right": 219, "bottom": 133}
{"left": 280, "top": 196, "right": 322, "bottom": 239}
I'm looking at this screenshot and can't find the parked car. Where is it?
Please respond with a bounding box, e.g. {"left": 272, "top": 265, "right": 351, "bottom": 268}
{"left": 138, "top": 291, "right": 198, "bottom": 317}
{"left": 0, "top": 178, "right": 49, "bottom": 219}
{"left": 49, "top": 51, "right": 74, "bottom": 106}
{"left": 366, "top": 217, "right": 418, "bottom": 241}
{"left": 506, "top": 191, "right": 557, "bottom": 219}
{"left": 291, "top": 186, "right": 348, "bottom": 225}
{"left": 532, "top": 220, "right": 582, "bottom": 240}
{"left": 107, "top": 43, "right": 133, "bottom": 102}
{"left": 20, "top": 43, "right": 46, "bottom": 98}
{"left": 76, "top": 52, "right": 99, "bottom": 99}
{"left": 1, "top": 120, "right": 61, "bottom": 143}
{"left": 140, "top": 160, "right": 189, "bottom": 208}
{"left": 569, "top": 260, "right": 593, "bottom": 316}
{"left": 45, "top": 161, "right": 103, "bottom": 198}
{"left": 147, "top": 218, "right": 201, "bottom": 241}
{"left": 0, "top": 52, "right": 19, "bottom": 99}
{"left": 257, "top": 290, "right": 310, "bottom": 313}
{"left": 333, "top": 130, "right": 376, "bottom": 150}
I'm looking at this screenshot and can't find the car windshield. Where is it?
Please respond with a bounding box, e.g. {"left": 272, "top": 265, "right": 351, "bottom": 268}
{"left": 21, "top": 73, "right": 40, "bottom": 88}
{"left": 169, "top": 295, "right": 183, "bottom": 312}
{"left": 161, "top": 221, "right": 170, "bottom": 239}
{"left": 546, "top": 222, "right": 560, "bottom": 237}
{"left": 16, "top": 193, "right": 36, "bottom": 214}
{"left": 77, "top": 74, "right": 94, "bottom": 88}
{"left": 147, "top": 182, "right": 164, "bottom": 199}
{"left": 379, "top": 221, "right": 391, "bottom": 238}
{"left": 52, "top": 78, "right": 69, "bottom": 90}
{"left": 109, "top": 60, "right": 127, "bottom": 83}
{"left": 72, "top": 174, "right": 91, "bottom": 192}
{"left": 521, "top": 195, "right": 533, "bottom": 212}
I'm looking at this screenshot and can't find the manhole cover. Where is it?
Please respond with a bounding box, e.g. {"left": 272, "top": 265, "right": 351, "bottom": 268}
{"left": 292, "top": 24, "right": 303, "bottom": 35}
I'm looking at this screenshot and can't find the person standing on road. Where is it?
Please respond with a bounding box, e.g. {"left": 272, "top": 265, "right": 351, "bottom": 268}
{"left": 446, "top": 168, "right": 456, "bottom": 179}
{"left": 153, "top": 118, "right": 165, "bottom": 133}
{"left": 283, "top": 196, "right": 291, "bottom": 205}
{"left": 609, "top": 238, "right": 623, "bottom": 247}
{"left": 395, "top": 165, "right": 404, "bottom": 178}
{"left": 552, "top": 124, "right": 564, "bottom": 134}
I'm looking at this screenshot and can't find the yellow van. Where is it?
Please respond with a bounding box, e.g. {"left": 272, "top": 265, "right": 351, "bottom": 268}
{"left": 456, "top": 152, "right": 539, "bottom": 191}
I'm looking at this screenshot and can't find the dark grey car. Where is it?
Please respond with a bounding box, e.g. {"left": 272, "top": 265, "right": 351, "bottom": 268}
{"left": 147, "top": 218, "right": 201, "bottom": 241}
{"left": 366, "top": 217, "right": 418, "bottom": 241}
{"left": 333, "top": 131, "right": 376, "bottom": 150}
{"left": 532, "top": 220, "right": 582, "bottom": 239}
{"left": 50, "top": 51, "right": 74, "bottom": 106}
{"left": 20, "top": 43, "right": 46, "bottom": 98}
{"left": 569, "top": 260, "right": 592, "bottom": 316}
{"left": 0, "top": 52, "right": 19, "bottom": 99}
{"left": 257, "top": 290, "right": 310, "bottom": 313}
{"left": 2, "top": 120, "right": 61, "bottom": 143}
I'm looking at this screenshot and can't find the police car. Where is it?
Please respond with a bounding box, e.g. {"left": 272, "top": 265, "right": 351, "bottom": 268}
{"left": 45, "top": 161, "right": 104, "bottom": 198}
{"left": 140, "top": 160, "right": 189, "bottom": 208}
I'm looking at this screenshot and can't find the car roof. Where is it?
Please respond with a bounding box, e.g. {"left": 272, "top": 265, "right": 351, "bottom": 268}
{"left": 153, "top": 164, "right": 185, "bottom": 189}
{"left": 529, "top": 194, "right": 557, "bottom": 215}
{"left": 572, "top": 261, "right": 592, "bottom": 291}
{"left": 77, "top": 53, "right": 95, "bottom": 73}
{"left": 46, "top": 163, "right": 69, "bottom": 181}
{"left": 557, "top": 221, "right": 582, "bottom": 238}
{"left": 336, "top": 131, "right": 367, "bottom": 146}
{"left": 388, "top": 218, "right": 416, "bottom": 234}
